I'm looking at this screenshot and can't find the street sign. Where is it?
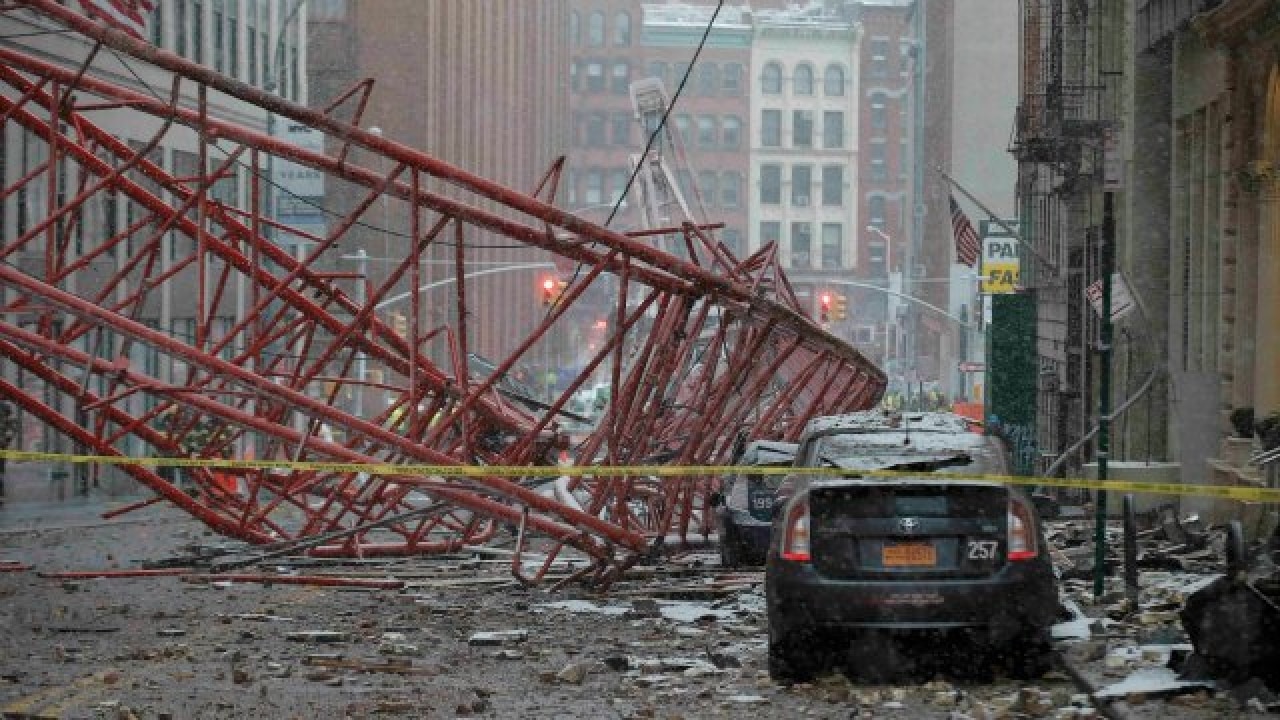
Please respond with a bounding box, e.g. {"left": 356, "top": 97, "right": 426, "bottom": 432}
{"left": 1085, "top": 272, "right": 1136, "bottom": 322}
{"left": 958, "top": 361, "right": 985, "bottom": 373}
{"left": 1103, "top": 125, "right": 1124, "bottom": 191}
{"left": 980, "top": 220, "right": 1021, "bottom": 295}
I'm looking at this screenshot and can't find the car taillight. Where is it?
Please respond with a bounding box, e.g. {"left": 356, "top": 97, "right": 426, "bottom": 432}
{"left": 1007, "top": 496, "right": 1038, "bottom": 561}
{"left": 780, "top": 499, "right": 811, "bottom": 562}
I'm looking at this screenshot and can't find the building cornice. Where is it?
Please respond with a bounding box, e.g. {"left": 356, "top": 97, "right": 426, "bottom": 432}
{"left": 1193, "top": 0, "right": 1280, "bottom": 47}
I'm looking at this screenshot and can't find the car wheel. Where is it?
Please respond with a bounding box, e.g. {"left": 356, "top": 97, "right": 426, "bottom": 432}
{"left": 1004, "top": 625, "right": 1053, "bottom": 679}
{"left": 767, "top": 617, "right": 826, "bottom": 683}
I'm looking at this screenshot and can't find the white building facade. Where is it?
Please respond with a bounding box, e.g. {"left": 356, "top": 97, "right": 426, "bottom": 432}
{"left": 748, "top": 6, "right": 862, "bottom": 320}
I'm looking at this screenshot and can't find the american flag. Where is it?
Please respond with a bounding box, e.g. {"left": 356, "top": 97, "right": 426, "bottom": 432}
{"left": 949, "top": 194, "right": 980, "bottom": 268}
{"left": 77, "top": 0, "right": 156, "bottom": 41}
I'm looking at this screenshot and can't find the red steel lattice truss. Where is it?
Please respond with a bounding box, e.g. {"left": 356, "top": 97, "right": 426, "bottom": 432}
{"left": 0, "top": 1, "right": 885, "bottom": 586}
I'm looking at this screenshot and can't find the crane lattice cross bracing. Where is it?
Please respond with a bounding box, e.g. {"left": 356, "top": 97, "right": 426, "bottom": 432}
{"left": 0, "top": 0, "right": 884, "bottom": 588}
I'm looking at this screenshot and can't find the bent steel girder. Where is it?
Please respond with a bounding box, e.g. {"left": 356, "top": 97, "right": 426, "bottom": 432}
{"left": 0, "top": 1, "right": 885, "bottom": 583}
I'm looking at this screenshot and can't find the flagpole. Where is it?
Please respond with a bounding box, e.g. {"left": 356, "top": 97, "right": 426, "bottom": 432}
{"left": 936, "top": 165, "right": 1059, "bottom": 277}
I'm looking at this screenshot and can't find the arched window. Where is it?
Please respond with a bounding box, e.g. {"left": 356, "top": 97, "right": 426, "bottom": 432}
{"left": 587, "top": 11, "right": 604, "bottom": 47}
{"left": 761, "top": 62, "right": 782, "bottom": 94}
{"left": 794, "top": 64, "right": 814, "bottom": 95}
{"left": 613, "top": 12, "right": 631, "bottom": 46}
{"left": 569, "top": 11, "right": 579, "bottom": 47}
{"left": 824, "top": 64, "right": 845, "bottom": 96}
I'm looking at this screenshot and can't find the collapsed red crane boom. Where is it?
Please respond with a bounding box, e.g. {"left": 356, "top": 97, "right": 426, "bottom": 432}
{"left": 0, "top": 0, "right": 885, "bottom": 586}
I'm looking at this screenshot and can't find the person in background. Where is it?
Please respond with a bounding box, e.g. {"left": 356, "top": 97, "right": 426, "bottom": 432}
{"left": 0, "top": 401, "right": 17, "bottom": 502}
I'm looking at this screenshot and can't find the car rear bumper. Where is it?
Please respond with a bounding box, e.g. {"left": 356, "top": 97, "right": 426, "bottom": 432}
{"left": 718, "top": 509, "right": 772, "bottom": 561}
{"left": 766, "top": 555, "right": 1058, "bottom": 640}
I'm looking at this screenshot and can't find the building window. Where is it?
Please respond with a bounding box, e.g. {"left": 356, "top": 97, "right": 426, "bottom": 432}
{"left": 586, "top": 114, "right": 607, "bottom": 146}
{"left": 870, "top": 38, "right": 889, "bottom": 78}
{"left": 868, "top": 195, "right": 886, "bottom": 226}
{"left": 821, "top": 224, "right": 843, "bottom": 269}
{"left": 760, "top": 164, "right": 781, "bottom": 204}
{"left": 247, "top": 20, "right": 257, "bottom": 84}
{"left": 192, "top": 0, "right": 203, "bottom": 64}
{"left": 176, "top": 0, "right": 187, "bottom": 56}
{"left": 614, "top": 12, "right": 631, "bottom": 46}
{"left": 569, "top": 11, "right": 579, "bottom": 46}
{"left": 760, "top": 221, "right": 781, "bottom": 248}
{"left": 791, "top": 222, "right": 812, "bottom": 269}
{"left": 585, "top": 169, "right": 604, "bottom": 204}
{"left": 722, "top": 228, "right": 742, "bottom": 256}
{"left": 793, "top": 110, "right": 813, "bottom": 147}
{"left": 870, "top": 94, "right": 888, "bottom": 130}
{"left": 697, "top": 116, "right": 716, "bottom": 148}
{"left": 150, "top": 2, "right": 164, "bottom": 46}
{"left": 611, "top": 61, "right": 630, "bottom": 94}
{"left": 570, "top": 61, "right": 580, "bottom": 92}
{"left": 676, "top": 169, "right": 693, "bottom": 201}
{"left": 824, "top": 64, "right": 845, "bottom": 96}
{"left": 213, "top": 0, "right": 223, "bottom": 72}
{"left": 586, "top": 62, "right": 604, "bottom": 92}
{"left": 675, "top": 114, "right": 692, "bottom": 146}
{"left": 227, "top": 2, "right": 238, "bottom": 79}
{"left": 674, "top": 61, "right": 690, "bottom": 84}
{"left": 566, "top": 168, "right": 578, "bottom": 205}
{"left": 821, "top": 165, "right": 842, "bottom": 206}
{"left": 761, "top": 109, "right": 781, "bottom": 147}
{"left": 698, "top": 63, "right": 719, "bottom": 95}
{"left": 723, "top": 63, "right": 743, "bottom": 95}
{"left": 870, "top": 142, "right": 888, "bottom": 181}
{"left": 648, "top": 61, "right": 669, "bottom": 87}
{"left": 721, "top": 171, "right": 741, "bottom": 207}
{"left": 822, "top": 111, "right": 843, "bottom": 149}
{"left": 611, "top": 112, "right": 631, "bottom": 146}
{"left": 792, "top": 165, "right": 812, "bottom": 207}
{"left": 588, "top": 11, "right": 604, "bottom": 47}
{"left": 762, "top": 62, "right": 782, "bottom": 94}
{"left": 698, "top": 171, "right": 718, "bottom": 207}
{"left": 722, "top": 116, "right": 741, "bottom": 149}
{"left": 794, "top": 64, "right": 814, "bottom": 95}
{"left": 609, "top": 169, "right": 629, "bottom": 204}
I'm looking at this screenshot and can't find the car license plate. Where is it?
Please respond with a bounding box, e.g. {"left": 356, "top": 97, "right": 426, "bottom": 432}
{"left": 882, "top": 543, "right": 937, "bottom": 567}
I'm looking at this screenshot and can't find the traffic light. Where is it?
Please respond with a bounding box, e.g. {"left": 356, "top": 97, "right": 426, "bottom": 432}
{"left": 819, "top": 292, "right": 832, "bottom": 323}
{"left": 833, "top": 293, "right": 848, "bottom": 321}
{"left": 541, "top": 277, "right": 557, "bottom": 306}
{"left": 390, "top": 311, "right": 408, "bottom": 335}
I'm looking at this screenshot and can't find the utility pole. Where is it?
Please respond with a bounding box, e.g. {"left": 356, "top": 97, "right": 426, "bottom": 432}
{"left": 1093, "top": 189, "right": 1115, "bottom": 599}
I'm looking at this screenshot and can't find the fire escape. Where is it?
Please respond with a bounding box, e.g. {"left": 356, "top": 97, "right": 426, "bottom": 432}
{"left": 1011, "top": 0, "right": 1112, "bottom": 477}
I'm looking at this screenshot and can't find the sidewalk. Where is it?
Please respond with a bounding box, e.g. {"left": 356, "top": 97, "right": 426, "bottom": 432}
{"left": 0, "top": 461, "right": 152, "bottom": 533}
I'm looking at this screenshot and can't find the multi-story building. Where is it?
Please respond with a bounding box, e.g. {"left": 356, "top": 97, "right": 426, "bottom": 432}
{"left": 1, "top": 1, "right": 309, "bottom": 450}
{"left": 1128, "top": 0, "right": 1280, "bottom": 494}
{"left": 748, "top": 4, "right": 863, "bottom": 327}
{"left": 306, "top": 1, "right": 570, "bottom": 374}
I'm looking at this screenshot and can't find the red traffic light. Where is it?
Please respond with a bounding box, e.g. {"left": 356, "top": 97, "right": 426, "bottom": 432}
{"left": 541, "top": 276, "right": 558, "bottom": 306}
{"left": 820, "top": 293, "right": 832, "bottom": 308}
{"left": 542, "top": 278, "right": 556, "bottom": 292}
{"left": 818, "top": 292, "right": 832, "bottom": 323}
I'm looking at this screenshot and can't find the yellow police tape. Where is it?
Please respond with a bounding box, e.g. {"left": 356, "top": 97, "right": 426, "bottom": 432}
{"left": 2, "top": 448, "right": 1278, "bottom": 503}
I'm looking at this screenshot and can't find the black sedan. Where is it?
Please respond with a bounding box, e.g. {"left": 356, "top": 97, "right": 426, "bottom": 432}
{"left": 765, "top": 412, "right": 1060, "bottom": 683}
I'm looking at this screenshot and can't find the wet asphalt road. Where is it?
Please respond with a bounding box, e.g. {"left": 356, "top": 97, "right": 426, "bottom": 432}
{"left": 0, "top": 464, "right": 1263, "bottom": 719}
